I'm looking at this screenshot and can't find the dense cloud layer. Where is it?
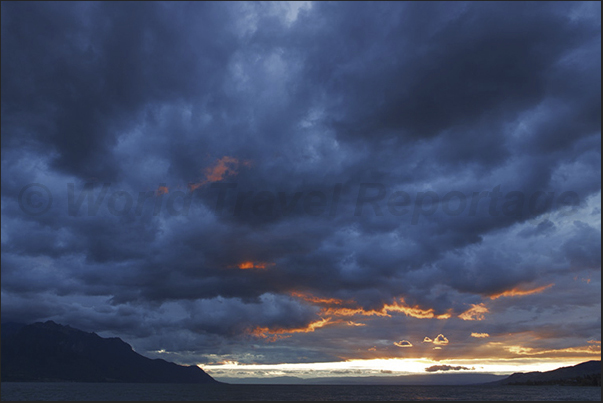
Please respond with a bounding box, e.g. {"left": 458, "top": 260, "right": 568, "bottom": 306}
{"left": 1, "top": 2, "right": 600, "bottom": 368}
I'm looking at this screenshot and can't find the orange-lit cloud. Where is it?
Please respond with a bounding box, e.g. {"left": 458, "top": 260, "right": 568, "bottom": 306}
{"left": 290, "top": 292, "right": 353, "bottom": 306}
{"left": 489, "top": 283, "right": 554, "bottom": 299}
{"left": 249, "top": 317, "right": 374, "bottom": 342}
{"left": 250, "top": 318, "right": 333, "bottom": 342}
{"left": 236, "top": 261, "right": 275, "bottom": 270}
{"left": 249, "top": 316, "right": 372, "bottom": 342}
{"left": 506, "top": 344, "right": 601, "bottom": 356}
{"left": 189, "top": 156, "right": 251, "bottom": 191}
{"left": 155, "top": 185, "right": 169, "bottom": 196}
{"left": 293, "top": 293, "right": 450, "bottom": 320}
{"left": 394, "top": 340, "right": 413, "bottom": 348}
{"left": 251, "top": 292, "right": 489, "bottom": 342}
{"left": 382, "top": 300, "right": 452, "bottom": 319}
{"left": 587, "top": 340, "right": 601, "bottom": 345}
{"left": 471, "top": 332, "right": 490, "bottom": 338}
{"left": 433, "top": 334, "right": 449, "bottom": 345}
{"left": 458, "top": 303, "right": 488, "bottom": 321}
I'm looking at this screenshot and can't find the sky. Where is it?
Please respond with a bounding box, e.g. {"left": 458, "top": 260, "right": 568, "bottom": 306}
{"left": 1, "top": 1, "right": 601, "bottom": 382}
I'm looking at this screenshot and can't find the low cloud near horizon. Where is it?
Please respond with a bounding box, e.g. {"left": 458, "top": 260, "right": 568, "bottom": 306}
{"left": 425, "top": 365, "right": 475, "bottom": 373}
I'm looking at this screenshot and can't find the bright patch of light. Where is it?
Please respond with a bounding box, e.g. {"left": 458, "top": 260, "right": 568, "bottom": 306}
{"left": 200, "top": 357, "right": 588, "bottom": 380}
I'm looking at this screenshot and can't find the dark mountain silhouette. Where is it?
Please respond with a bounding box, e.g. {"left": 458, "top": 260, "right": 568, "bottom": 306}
{"left": 1, "top": 321, "right": 218, "bottom": 383}
{"left": 495, "top": 360, "right": 601, "bottom": 386}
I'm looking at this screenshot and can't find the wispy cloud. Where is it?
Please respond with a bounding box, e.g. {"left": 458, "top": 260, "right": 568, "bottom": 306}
{"left": 458, "top": 304, "right": 489, "bottom": 321}
{"left": 471, "top": 332, "right": 490, "bottom": 338}
{"left": 489, "top": 284, "right": 554, "bottom": 299}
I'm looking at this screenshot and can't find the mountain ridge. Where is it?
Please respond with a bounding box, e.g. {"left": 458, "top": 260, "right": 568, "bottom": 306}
{"left": 492, "top": 360, "right": 601, "bottom": 386}
{"left": 1, "top": 321, "right": 218, "bottom": 384}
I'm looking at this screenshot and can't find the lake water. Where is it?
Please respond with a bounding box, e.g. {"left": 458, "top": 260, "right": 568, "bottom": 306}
{"left": 1, "top": 383, "right": 601, "bottom": 401}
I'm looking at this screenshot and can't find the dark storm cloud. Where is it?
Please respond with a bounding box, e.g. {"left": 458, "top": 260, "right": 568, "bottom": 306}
{"left": 299, "top": 3, "right": 597, "bottom": 144}
{"left": 1, "top": 2, "right": 600, "bottom": 363}
{"left": 425, "top": 365, "right": 473, "bottom": 372}
{"left": 1, "top": 2, "right": 237, "bottom": 180}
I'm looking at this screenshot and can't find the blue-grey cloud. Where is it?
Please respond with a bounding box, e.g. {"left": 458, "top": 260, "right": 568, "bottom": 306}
{"left": 1, "top": 2, "right": 600, "bottom": 364}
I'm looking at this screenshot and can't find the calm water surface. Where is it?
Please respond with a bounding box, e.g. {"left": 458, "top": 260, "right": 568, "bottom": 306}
{"left": 1, "top": 383, "right": 601, "bottom": 401}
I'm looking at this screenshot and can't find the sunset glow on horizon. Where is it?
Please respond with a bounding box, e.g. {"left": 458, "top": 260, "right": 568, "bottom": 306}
{"left": 200, "top": 356, "right": 599, "bottom": 380}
